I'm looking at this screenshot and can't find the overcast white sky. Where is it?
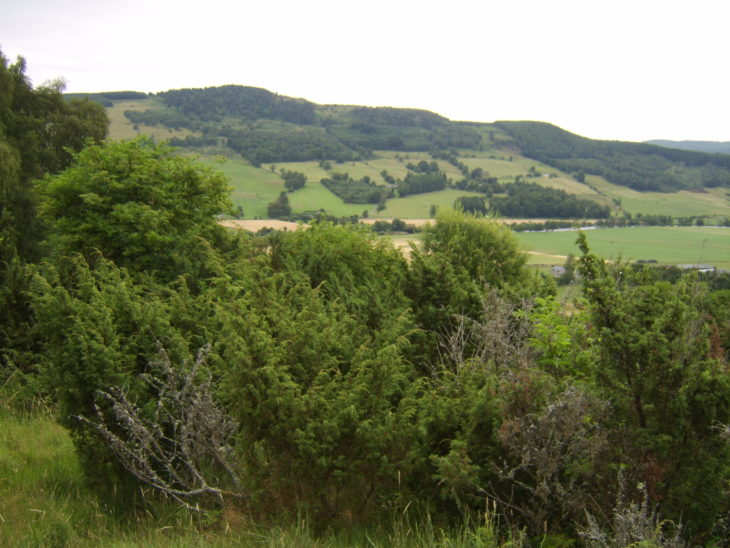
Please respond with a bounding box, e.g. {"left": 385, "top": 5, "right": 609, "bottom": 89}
{"left": 2, "top": 0, "right": 728, "bottom": 142}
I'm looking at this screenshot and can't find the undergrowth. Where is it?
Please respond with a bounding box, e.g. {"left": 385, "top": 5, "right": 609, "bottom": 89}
{"left": 0, "top": 402, "right": 524, "bottom": 547}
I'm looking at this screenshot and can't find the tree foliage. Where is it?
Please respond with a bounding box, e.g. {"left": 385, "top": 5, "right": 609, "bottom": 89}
{"left": 577, "top": 232, "right": 730, "bottom": 533}
{"left": 281, "top": 169, "right": 307, "bottom": 192}
{"left": 320, "top": 172, "right": 387, "bottom": 204}
{"left": 490, "top": 181, "right": 611, "bottom": 218}
{"left": 36, "top": 137, "right": 232, "bottom": 279}
{"left": 266, "top": 191, "right": 292, "bottom": 218}
{"left": 0, "top": 50, "right": 108, "bottom": 375}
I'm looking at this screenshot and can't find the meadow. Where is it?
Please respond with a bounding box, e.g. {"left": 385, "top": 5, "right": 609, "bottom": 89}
{"left": 198, "top": 157, "right": 284, "bottom": 219}
{"left": 516, "top": 226, "right": 730, "bottom": 269}
{"left": 0, "top": 405, "right": 513, "bottom": 547}
{"left": 586, "top": 175, "right": 730, "bottom": 217}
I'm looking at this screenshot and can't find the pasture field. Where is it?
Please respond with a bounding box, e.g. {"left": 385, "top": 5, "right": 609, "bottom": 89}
{"left": 369, "top": 151, "right": 466, "bottom": 181}
{"left": 252, "top": 155, "right": 730, "bottom": 220}
{"left": 263, "top": 151, "right": 467, "bottom": 185}
{"left": 586, "top": 175, "right": 730, "bottom": 217}
{"left": 377, "top": 188, "right": 485, "bottom": 219}
{"left": 203, "top": 156, "right": 491, "bottom": 219}
{"left": 288, "top": 182, "right": 370, "bottom": 217}
{"left": 459, "top": 152, "right": 540, "bottom": 178}
{"left": 260, "top": 160, "right": 332, "bottom": 182}
{"left": 199, "top": 157, "right": 284, "bottom": 219}
{"left": 516, "top": 226, "right": 730, "bottom": 269}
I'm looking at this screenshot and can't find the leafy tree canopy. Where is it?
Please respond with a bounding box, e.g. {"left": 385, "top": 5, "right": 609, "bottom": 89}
{"left": 0, "top": 50, "right": 108, "bottom": 261}
{"left": 36, "top": 137, "right": 232, "bottom": 278}
{"left": 421, "top": 208, "right": 529, "bottom": 288}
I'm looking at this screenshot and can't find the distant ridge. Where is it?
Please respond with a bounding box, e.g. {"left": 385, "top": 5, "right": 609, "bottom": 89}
{"left": 68, "top": 85, "right": 730, "bottom": 192}
{"left": 647, "top": 140, "right": 730, "bottom": 155}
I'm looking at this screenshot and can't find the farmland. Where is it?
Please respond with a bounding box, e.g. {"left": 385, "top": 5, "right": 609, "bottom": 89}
{"left": 206, "top": 154, "right": 730, "bottom": 221}
{"left": 103, "top": 99, "right": 730, "bottom": 221}
{"left": 516, "top": 226, "right": 730, "bottom": 269}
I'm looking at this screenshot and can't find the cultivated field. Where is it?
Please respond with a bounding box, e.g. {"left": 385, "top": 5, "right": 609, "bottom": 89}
{"left": 106, "top": 98, "right": 197, "bottom": 142}
{"left": 517, "top": 226, "right": 730, "bottom": 269}
{"left": 199, "top": 158, "right": 284, "bottom": 219}
{"left": 377, "top": 188, "right": 485, "bottom": 218}
{"left": 586, "top": 175, "right": 730, "bottom": 217}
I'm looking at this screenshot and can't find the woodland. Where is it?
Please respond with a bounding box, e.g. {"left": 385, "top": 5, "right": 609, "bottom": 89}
{"left": 1, "top": 51, "right": 730, "bottom": 546}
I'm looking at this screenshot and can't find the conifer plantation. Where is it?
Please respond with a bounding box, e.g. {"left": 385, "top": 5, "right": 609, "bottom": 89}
{"left": 1, "top": 51, "right": 729, "bottom": 546}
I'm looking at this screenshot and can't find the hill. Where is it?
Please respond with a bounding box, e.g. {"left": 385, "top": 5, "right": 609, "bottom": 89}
{"left": 494, "top": 121, "right": 730, "bottom": 192}
{"left": 68, "top": 86, "right": 730, "bottom": 220}
{"left": 647, "top": 139, "right": 730, "bottom": 155}
{"left": 76, "top": 86, "right": 730, "bottom": 193}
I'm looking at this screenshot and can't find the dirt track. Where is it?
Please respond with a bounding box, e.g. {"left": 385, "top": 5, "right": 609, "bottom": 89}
{"left": 220, "top": 219, "right": 302, "bottom": 232}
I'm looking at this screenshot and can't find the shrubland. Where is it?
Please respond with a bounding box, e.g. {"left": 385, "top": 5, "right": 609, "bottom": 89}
{"left": 1, "top": 52, "right": 729, "bottom": 546}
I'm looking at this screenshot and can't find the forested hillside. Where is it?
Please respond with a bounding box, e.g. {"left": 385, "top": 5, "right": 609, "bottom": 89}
{"left": 78, "top": 85, "right": 730, "bottom": 194}
{"left": 495, "top": 121, "right": 730, "bottom": 191}
{"left": 648, "top": 139, "right": 730, "bottom": 155}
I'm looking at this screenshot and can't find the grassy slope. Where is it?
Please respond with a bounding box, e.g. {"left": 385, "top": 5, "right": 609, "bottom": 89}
{"left": 197, "top": 157, "right": 284, "bottom": 219}
{"left": 378, "top": 189, "right": 485, "bottom": 218}
{"left": 516, "top": 226, "right": 730, "bottom": 269}
{"left": 587, "top": 175, "right": 730, "bottom": 217}
{"left": 106, "top": 98, "right": 197, "bottom": 141}
{"left": 0, "top": 406, "right": 512, "bottom": 547}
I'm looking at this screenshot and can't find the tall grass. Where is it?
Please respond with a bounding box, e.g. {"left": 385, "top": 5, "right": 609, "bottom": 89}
{"left": 0, "top": 401, "right": 526, "bottom": 547}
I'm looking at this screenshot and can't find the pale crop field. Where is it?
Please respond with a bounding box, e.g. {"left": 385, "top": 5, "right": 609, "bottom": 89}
{"left": 260, "top": 161, "right": 334, "bottom": 182}
{"left": 457, "top": 154, "right": 527, "bottom": 178}
{"left": 106, "top": 98, "right": 197, "bottom": 141}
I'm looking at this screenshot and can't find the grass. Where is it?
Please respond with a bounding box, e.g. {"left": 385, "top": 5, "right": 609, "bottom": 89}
{"left": 0, "top": 402, "right": 520, "bottom": 547}
{"left": 586, "top": 175, "right": 730, "bottom": 217}
{"left": 377, "top": 189, "right": 485, "bottom": 219}
{"left": 198, "top": 157, "right": 284, "bottom": 219}
{"left": 201, "top": 155, "right": 494, "bottom": 219}
{"left": 263, "top": 151, "right": 468, "bottom": 185}
{"left": 287, "top": 183, "right": 369, "bottom": 217}
{"left": 516, "top": 226, "right": 730, "bottom": 269}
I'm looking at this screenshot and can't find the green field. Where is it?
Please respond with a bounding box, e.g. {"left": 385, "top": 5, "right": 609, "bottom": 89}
{"left": 377, "top": 188, "right": 484, "bottom": 219}
{"left": 199, "top": 157, "right": 284, "bottom": 219}
{"left": 193, "top": 155, "right": 730, "bottom": 221}
{"left": 517, "top": 226, "right": 730, "bottom": 269}
{"left": 202, "top": 156, "right": 493, "bottom": 219}
{"left": 288, "top": 182, "right": 370, "bottom": 216}
{"left": 263, "top": 150, "right": 469, "bottom": 185}
{"left": 586, "top": 175, "right": 730, "bottom": 217}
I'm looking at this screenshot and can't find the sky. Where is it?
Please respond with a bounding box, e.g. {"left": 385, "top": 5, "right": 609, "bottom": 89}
{"left": 2, "top": 0, "right": 729, "bottom": 142}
